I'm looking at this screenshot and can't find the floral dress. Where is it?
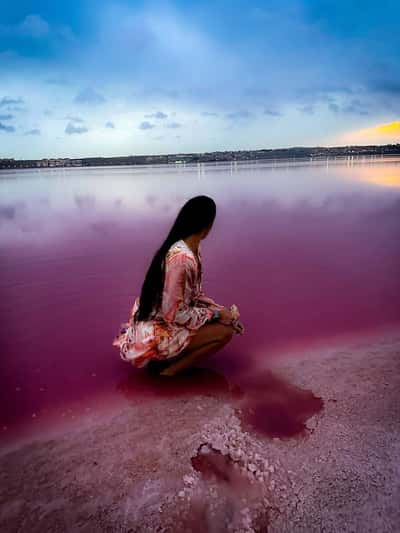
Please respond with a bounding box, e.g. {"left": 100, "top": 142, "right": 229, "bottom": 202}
{"left": 112, "top": 239, "right": 225, "bottom": 368}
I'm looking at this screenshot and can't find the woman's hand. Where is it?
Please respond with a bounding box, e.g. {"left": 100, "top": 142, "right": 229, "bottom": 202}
{"left": 232, "top": 319, "right": 244, "bottom": 335}
{"left": 219, "top": 307, "right": 235, "bottom": 325}
{"left": 229, "top": 304, "right": 240, "bottom": 320}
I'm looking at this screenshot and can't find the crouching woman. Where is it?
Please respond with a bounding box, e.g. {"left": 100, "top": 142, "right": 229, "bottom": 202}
{"left": 113, "top": 195, "right": 244, "bottom": 376}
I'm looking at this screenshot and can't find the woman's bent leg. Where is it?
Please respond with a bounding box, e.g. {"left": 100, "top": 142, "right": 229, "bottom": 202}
{"left": 181, "top": 322, "right": 235, "bottom": 353}
{"left": 160, "top": 323, "right": 234, "bottom": 376}
{"left": 159, "top": 339, "right": 225, "bottom": 376}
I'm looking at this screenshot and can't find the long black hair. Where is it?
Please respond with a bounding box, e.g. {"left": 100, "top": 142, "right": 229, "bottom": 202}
{"left": 133, "top": 195, "right": 216, "bottom": 323}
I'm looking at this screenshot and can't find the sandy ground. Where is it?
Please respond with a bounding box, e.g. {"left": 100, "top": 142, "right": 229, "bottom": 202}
{"left": 1, "top": 327, "right": 399, "bottom": 532}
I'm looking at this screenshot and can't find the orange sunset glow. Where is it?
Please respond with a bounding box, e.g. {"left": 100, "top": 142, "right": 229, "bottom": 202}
{"left": 339, "top": 121, "right": 400, "bottom": 145}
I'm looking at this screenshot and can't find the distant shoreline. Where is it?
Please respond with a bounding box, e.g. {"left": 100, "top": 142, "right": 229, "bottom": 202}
{"left": 1, "top": 143, "right": 400, "bottom": 170}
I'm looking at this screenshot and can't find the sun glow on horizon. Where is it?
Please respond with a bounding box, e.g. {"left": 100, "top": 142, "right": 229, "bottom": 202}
{"left": 339, "top": 121, "right": 400, "bottom": 145}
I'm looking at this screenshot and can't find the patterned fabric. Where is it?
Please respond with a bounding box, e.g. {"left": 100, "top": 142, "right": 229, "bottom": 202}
{"left": 112, "top": 239, "right": 225, "bottom": 368}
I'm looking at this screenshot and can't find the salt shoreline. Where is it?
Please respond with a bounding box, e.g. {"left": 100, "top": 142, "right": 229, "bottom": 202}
{"left": 1, "top": 327, "right": 399, "bottom": 532}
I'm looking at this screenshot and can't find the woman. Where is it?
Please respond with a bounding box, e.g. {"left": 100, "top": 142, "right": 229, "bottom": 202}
{"left": 112, "top": 195, "right": 244, "bottom": 376}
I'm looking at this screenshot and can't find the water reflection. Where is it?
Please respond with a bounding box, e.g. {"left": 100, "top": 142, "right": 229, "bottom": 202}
{"left": 117, "top": 367, "right": 233, "bottom": 399}
{"left": 117, "top": 365, "right": 323, "bottom": 439}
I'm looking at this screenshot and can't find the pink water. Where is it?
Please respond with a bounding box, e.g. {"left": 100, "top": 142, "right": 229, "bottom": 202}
{"left": 1, "top": 158, "right": 399, "bottom": 440}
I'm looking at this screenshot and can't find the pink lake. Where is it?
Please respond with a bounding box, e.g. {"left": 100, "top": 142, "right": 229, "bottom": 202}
{"left": 1, "top": 157, "right": 400, "bottom": 441}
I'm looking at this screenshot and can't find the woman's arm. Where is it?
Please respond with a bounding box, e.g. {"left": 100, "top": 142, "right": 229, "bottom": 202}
{"left": 161, "top": 252, "right": 214, "bottom": 330}
{"left": 195, "top": 290, "right": 225, "bottom": 310}
{"left": 195, "top": 247, "right": 224, "bottom": 310}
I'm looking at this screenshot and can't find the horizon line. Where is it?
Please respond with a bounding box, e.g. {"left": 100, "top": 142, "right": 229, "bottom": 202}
{"left": 2, "top": 141, "right": 400, "bottom": 162}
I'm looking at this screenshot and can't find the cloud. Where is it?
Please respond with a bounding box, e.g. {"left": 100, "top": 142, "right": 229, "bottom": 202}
{"left": 65, "top": 115, "right": 85, "bottom": 123}
{"left": 105, "top": 121, "right": 115, "bottom": 128}
{"left": 74, "top": 87, "right": 106, "bottom": 105}
{"left": 0, "top": 113, "right": 13, "bottom": 120}
{"left": 225, "top": 110, "right": 253, "bottom": 120}
{"left": 18, "top": 14, "right": 49, "bottom": 38}
{"left": 264, "top": 109, "right": 282, "bottom": 116}
{"left": 0, "top": 122, "right": 15, "bottom": 133}
{"left": 298, "top": 105, "right": 315, "bottom": 115}
{"left": 7, "top": 106, "right": 26, "bottom": 113}
{"left": 81, "top": 3, "right": 239, "bottom": 105}
{"left": 165, "top": 122, "right": 182, "bottom": 128}
{"left": 144, "top": 111, "right": 168, "bottom": 119}
{"left": 328, "top": 99, "right": 369, "bottom": 115}
{"left": 0, "top": 14, "right": 76, "bottom": 62}
{"left": 24, "top": 128, "right": 41, "bottom": 135}
{"left": 0, "top": 97, "right": 24, "bottom": 108}
{"left": 342, "top": 99, "right": 369, "bottom": 115}
{"left": 139, "top": 121, "right": 155, "bottom": 130}
{"left": 201, "top": 111, "right": 218, "bottom": 117}
{"left": 65, "top": 122, "right": 88, "bottom": 135}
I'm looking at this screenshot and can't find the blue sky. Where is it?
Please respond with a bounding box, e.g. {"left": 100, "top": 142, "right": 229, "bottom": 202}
{"left": 1, "top": 0, "right": 399, "bottom": 159}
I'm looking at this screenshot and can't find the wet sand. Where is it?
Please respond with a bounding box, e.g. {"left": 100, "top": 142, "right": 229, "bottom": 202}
{"left": 1, "top": 326, "right": 399, "bottom": 532}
